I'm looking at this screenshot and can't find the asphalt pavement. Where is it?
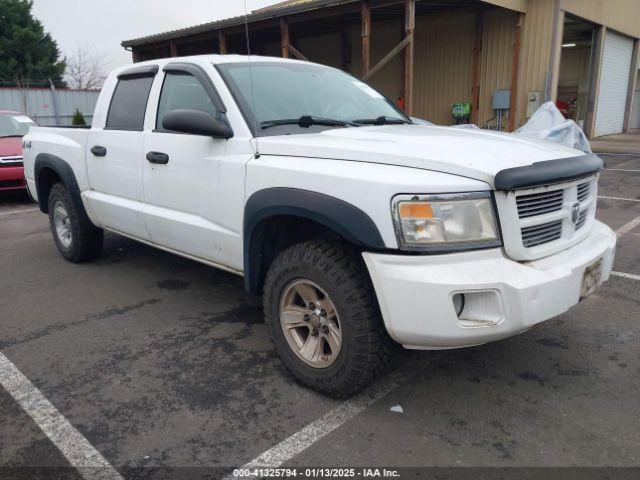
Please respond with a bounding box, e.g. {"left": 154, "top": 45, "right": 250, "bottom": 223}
{"left": 0, "top": 155, "right": 639, "bottom": 479}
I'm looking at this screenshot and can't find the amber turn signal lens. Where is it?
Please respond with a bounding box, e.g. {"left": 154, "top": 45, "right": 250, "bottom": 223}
{"left": 399, "top": 202, "right": 434, "bottom": 219}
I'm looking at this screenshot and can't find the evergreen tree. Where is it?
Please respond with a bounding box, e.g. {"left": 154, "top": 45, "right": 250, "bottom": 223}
{"left": 72, "top": 108, "right": 86, "bottom": 126}
{"left": 0, "top": 0, "right": 66, "bottom": 86}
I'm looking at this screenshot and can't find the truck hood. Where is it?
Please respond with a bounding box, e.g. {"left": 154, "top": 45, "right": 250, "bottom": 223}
{"left": 257, "top": 125, "right": 582, "bottom": 187}
{"left": 0, "top": 137, "right": 23, "bottom": 157}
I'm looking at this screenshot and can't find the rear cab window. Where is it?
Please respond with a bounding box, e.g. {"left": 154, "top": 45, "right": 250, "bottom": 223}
{"left": 106, "top": 66, "right": 158, "bottom": 131}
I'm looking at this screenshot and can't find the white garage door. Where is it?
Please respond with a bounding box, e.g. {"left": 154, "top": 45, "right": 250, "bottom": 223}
{"left": 594, "top": 31, "right": 634, "bottom": 137}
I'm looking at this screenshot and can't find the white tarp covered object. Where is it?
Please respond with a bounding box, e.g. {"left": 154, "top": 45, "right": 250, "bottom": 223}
{"left": 514, "top": 101, "right": 592, "bottom": 153}
{"left": 413, "top": 101, "right": 592, "bottom": 153}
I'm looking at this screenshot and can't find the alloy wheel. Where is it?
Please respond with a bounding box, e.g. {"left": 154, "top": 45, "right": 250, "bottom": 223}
{"left": 279, "top": 279, "right": 342, "bottom": 369}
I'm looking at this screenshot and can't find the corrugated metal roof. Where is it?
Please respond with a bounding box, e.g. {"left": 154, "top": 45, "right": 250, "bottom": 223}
{"left": 253, "top": 0, "right": 317, "bottom": 14}
{"left": 121, "top": 0, "right": 357, "bottom": 48}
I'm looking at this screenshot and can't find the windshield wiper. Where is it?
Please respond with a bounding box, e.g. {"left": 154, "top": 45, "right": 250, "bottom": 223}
{"left": 260, "top": 115, "right": 359, "bottom": 130}
{"left": 0, "top": 134, "right": 25, "bottom": 138}
{"left": 353, "top": 116, "right": 411, "bottom": 126}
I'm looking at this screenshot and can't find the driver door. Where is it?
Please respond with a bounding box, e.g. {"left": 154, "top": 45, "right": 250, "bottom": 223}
{"left": 141, "top": 65, "right": 239, "bottom": 268}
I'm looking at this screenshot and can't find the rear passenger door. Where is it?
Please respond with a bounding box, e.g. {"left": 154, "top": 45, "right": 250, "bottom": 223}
{"left": 86, "top": 66, "right": 158, "bottom": 241}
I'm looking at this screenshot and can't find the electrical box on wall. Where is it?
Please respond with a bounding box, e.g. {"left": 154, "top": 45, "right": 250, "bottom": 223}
{"left": 527, "top": 91, "right": 541, "bottom": 118}
{"left": 492, "top": 90, "right": 511, "bottom": 110}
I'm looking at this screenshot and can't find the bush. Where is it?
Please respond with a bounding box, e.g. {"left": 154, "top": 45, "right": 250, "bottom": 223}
{"left": 72, "top": 108, "right": 86, "bottom": 126}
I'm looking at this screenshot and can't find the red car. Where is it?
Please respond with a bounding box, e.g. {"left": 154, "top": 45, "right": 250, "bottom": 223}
{"left": 0, "top": 110, "right": 36, "bottom": 193}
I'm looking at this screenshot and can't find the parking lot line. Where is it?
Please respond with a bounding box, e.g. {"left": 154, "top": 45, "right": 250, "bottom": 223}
{"left": 612, "top": 271, "right": 640, "bottom": 281}
{"left": 599, "top": 152, "right": 640, "bottom": 157}
{"left": 224, "top": 364, "right": 421, "bottom": 477}
{"left": 605, "top": 169, "right": 640, "bottom": 173}
{"left": 0, "top": 353, "right": 123, "bottom": 480}
{"left": 611, "top": 272, "right": 640, "bottom": 280}
{"left": 598, "top": 196, "right": 640, "bottom": 203}
{"left": 616, "top": 213, "right": 640, "bottom": 238}
{"left": 0, "top": 208, "right": 39, "bottom": 217}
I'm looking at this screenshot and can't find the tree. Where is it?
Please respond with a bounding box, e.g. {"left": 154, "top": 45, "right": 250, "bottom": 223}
{"left": 0, "top": 0, "right": 66, "bottom": 86}
{"left": 14, "top": 72, "right": 30, "bottom": 114}
{"left": 72, "top": 108, "right": 86, "bottom": 126}
{"left": 65, "top": 46, "right": 106, "bottom": 90}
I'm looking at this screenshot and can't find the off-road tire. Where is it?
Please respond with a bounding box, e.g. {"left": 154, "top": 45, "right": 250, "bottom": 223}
{"left": 48, "top": 182, "right": 103, "bottom": 263}
{"left": 263, "top": 240, "right": 395, "bottom": 398}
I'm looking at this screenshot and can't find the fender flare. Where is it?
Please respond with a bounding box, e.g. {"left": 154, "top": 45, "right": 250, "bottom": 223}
{"left": 243, "top": 188, "right": 385, "bottom": 295}
{"left": 34, "top": 154, "right": 88, "bottom": 223}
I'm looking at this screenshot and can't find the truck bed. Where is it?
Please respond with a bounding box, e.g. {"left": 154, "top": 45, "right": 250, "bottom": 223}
{"left": 22, "top": 126, "right": 91, "bottom": 204}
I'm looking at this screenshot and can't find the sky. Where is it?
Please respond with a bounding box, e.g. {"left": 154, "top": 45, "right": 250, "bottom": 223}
{"left": 31, "top": 0, "right": 280, "bottom": 73}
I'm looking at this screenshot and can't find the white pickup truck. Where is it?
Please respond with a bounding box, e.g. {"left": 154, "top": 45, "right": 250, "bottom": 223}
{"left": 23, "top": 55, "right": 616, "bottom": 397}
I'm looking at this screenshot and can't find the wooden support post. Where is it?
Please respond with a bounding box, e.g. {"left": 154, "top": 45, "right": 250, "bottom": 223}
{"left": 548, "top": 6, "right": 565, "bottom": 102}
{"left": 364, "top": 36, "right": 411, "bottom": 81}
{"left": 132, "top": 49, "right": 141, "bottom": 63}
{"left": 623, "top": 39, "right": 640, "bottom": 132}
{"left": 289, "top": 44, "right": 309, "bottom": 62}
{"left": 281, "top": 18, "right": 290, "bottom": 58}
{"left": 508, "top": 13, "right": 524, "bottom": 131}
{"left": 585, "top": 26, "right": 606, "bottom": 139}
{"left": 169, "top": 40, "right": 178, "bottom": 57}
{"left": 218, "top": 31, "right": 227, "bottom": 54}
{"left": 403, "top": 0, "right": 415, "bottom": 116}
{"left": 277, "top": 16, "right": 309, "bottom": 62}
{"left": 470, "top": 11, "right": 483, "bottom": 126}
{"left": 362, "top": 2, "right": 371, "bottom": 77}
{"left": 340, "top": 28, "right": 352, "bottom": 71}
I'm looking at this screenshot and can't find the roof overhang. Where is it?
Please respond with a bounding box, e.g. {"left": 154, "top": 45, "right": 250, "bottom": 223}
{"left": 122, "top": 0, "right": 359, "bottom": 48}
{"left": 122, "top": 0, "right": 521, "bottom": 49}
{"left": 481, "top": 0, "right": 526, "bottom": 13}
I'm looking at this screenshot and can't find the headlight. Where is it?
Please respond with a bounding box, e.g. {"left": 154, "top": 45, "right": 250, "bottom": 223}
{"left": 392, "top": 192, "right": 501, "bottom": 251}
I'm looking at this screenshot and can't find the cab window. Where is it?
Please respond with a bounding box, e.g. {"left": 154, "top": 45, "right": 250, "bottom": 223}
{"left": 106, "top": 76, "right": 155, "bottom": 130}
{"left": 156, "top": 72, "right": 219, "bottom": 131}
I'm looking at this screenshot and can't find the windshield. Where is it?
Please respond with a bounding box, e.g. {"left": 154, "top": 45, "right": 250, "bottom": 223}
{"left": 216, "top": 62, "right": 410, "bottom": 136}
{"left": 0, "top": 113, "right": 36, "bottom": 138}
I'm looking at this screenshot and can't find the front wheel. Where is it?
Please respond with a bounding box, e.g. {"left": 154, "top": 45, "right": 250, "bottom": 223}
{"left": 48, "top": 183, "right": 103, "bottom": 263}
{"left": 263, "top": 240, "right": 394, "bottom": 398}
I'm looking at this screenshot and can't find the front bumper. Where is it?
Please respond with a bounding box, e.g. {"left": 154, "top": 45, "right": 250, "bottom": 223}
{"left": 0, "top": 166, "right": 26, "bottom": 191}
{"left": 363, "top": 220, "right": 616, "bottom": 350}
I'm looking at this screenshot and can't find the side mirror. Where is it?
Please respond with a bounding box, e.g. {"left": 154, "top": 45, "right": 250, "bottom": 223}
{"left": 162, "top": 109, "right": 233, "bottom": 139}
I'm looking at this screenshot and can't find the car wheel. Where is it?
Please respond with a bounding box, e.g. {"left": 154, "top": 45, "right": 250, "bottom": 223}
{"left": 48, "top": 183, "right": 103, "bottom": 263}
{"left": 263, "top": 240, "right": 395, "bottom": 398}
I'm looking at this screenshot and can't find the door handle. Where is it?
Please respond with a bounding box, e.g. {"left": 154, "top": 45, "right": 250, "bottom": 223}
{"left": 146, "top": 151, "right": 170, "bottom": 165}
{"left": 90, "top": 145, "right": 107, "bottom": 157}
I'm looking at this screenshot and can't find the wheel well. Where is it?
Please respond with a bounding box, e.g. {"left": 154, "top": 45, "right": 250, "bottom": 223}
{"left": 246, "top": 215, "right": 354, "bottom": 296}
{"left": 37, "top": 167, "right": 63, "bottom": 213}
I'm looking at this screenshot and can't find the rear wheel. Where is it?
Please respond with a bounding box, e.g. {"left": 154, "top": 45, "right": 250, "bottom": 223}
{"left": 48, "top": 183, "right": 103, "bottom": 262}
{"left": 263, "top": 240, "right": 394, "bottom": 398}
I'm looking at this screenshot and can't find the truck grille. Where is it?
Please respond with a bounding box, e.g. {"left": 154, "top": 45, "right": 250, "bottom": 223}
{"left": 516, "top": 190, "right": 564, "bottom": 218}
{"left": 0, "top": 179, "right": 25, "bottom": 188}
{"left": 0, "top": 156, "right": 23, "bottom": 166}
{"left": 577, "top": 182, "right": 590, "bottom": 202}
{"left": 575, "top": 210, "right": 589, "bottom": 230}
{"left": 497, "top": 175, "right": 599, "bottom": 261}
{"left": 521, "top": 220, "right": 563, "bottom": 247}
